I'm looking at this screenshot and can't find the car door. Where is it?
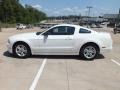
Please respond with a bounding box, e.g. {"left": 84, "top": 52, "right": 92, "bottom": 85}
{"left": 37, "top": 26, "right": 76, "bottom": 54}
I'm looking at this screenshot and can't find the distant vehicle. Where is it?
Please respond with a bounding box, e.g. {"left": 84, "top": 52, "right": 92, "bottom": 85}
{"left": 16, "top": 23, "right": 26, "bottom": 30}
{"left": 90, "top": 24, "right": 97, "bottom": 28}
{"left": 96, "top": 24, "right": 102, "bottom": 28}
{"left": 101, "top": 22, "right": 109, "bottom": 25}
{"left": 7, "top": 24, "right": 112, "bottom": 60}
{"left": 107, "top": 22, "right": 115, "bottom": 28}
{"left": 101, "top": 22, "right": 106, "bottom": 25}
{"left": 113, "top": 24, "right": 120, "bottom": 34}
{"left": 26, "top": 24, "right": 33, "bottom": 29}
{"left": 90, "top": 23, "right": 102, "bottom": 28}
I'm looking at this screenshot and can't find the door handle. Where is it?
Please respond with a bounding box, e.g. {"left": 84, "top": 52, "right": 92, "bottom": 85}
{"left": 65, "top": 38, "right": 72, "bottom": 40}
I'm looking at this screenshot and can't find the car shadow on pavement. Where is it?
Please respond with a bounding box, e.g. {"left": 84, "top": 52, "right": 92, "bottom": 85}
{"left": 3, "top": 51, "right": 16, "bottom": 58}
{"left": 3, "top": 51, "right": 105, "bottom": 61}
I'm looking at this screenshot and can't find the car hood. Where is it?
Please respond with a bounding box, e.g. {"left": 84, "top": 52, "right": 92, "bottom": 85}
{"left": 10, "top": 32, "right": 37, "bottom": 40}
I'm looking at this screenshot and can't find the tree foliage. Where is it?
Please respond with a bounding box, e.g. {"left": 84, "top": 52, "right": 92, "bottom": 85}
{"left": 0, "top": 0, "right": 47, "bottom": 24}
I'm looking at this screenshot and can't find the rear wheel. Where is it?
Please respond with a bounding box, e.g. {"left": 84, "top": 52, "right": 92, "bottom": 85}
{"left": 13, "top": 43, "right": 31, "bottom": 58}
{"left": 80, "top": 44, "right": 98, "bottom": 60}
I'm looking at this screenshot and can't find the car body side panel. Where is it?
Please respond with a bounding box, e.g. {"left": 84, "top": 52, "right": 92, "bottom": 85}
{"left": 7, "top": 24, "right": 112, "bottom": 56}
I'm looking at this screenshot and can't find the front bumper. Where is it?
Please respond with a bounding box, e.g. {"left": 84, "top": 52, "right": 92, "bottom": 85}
{"left": 7, "top": 43, "right": 13, "bottom": 54}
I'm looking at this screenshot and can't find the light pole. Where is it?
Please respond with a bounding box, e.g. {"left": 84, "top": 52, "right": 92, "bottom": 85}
{"left": 117, "top": 8, "right": 120, "bottom": 24}
{"left": 86, "top": 6, "right": 93, "bottom": 27}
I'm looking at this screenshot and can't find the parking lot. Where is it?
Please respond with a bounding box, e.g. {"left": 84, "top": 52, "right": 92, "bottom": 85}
{"left": 0, "top": 27, "right": 120, "bottom": 90}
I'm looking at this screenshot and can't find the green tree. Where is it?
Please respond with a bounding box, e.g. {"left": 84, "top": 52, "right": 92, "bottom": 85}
{"left": 0, "top": 0, "right": 47, "bottom": 24}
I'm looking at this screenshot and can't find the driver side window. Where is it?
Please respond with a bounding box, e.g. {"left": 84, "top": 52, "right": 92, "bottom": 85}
{"left": 43, "top": 26, "right": 75, "bottom": 35}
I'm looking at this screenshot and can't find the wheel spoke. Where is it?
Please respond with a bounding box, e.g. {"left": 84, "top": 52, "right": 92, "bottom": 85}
{"left": 15, "top": 45, "right": 28, "bottom": 57}
{"left": 83, "top": 46, "right": 96, "bottom": 59}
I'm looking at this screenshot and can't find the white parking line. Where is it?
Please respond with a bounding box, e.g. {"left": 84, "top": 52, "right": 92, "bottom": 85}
{"left": 29, "top": 58, "right": 47, "bottom": 90}
{"left": 111, "top": 59, "right": 120, "bottom": 66}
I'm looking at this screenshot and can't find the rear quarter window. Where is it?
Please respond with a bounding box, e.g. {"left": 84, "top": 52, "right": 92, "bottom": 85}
{"left": 79, "top": 28, "right": 91, "bottom": 33}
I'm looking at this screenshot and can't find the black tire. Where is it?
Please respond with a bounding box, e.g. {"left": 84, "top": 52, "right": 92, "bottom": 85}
{"left": 13, "top": 43, "right": 31, "bottom": 58}
{"left": 80, "top": 44, "right": 99, "bottom": 60}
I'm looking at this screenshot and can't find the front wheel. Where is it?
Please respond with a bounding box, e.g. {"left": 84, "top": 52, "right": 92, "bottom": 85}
{"left": 80, "top": 45, "right": 98, "bottom": 60}
{"left": 13, "top": 43, "right": 31, "bottom": 58}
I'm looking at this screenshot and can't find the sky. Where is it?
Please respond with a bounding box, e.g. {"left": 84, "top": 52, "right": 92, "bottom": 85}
{"left": 20, "top": 0, "right": 120, "bottom": 16}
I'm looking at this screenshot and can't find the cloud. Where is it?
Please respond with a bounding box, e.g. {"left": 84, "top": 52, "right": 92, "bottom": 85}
{"left": 55, "top": 7, "right": 81, "bottom": 16}
{"left": 63, "top": 8, "right": 73, "bottom": 12}
{"left": 44, "top": 7, "right": 99, "bottom": 16}
{"left": 35, "top": 5, "right": 117, "bottom": 16}
{"left": 62, "top": 7, "right": 88, "bottom": 16}
{"left": 43, "top": 7, "right": 88, "bottom": 16}
{"left": 33, "top": 4, "right": 42, "bottom": 10}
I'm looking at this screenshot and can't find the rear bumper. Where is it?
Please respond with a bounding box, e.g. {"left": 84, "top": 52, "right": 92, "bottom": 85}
{"left": 100, "top": 46, "right": 112, "bottom": 53}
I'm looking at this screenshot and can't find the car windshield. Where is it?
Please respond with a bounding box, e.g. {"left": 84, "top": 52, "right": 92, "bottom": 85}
{"left": 17, "top": 24, "right": 20, "bottom": 26}
{"left": 36, "top": 29, "right": 47, "bottom": 35}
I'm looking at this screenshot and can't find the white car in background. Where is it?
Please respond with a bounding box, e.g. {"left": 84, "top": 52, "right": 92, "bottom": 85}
{"left": 7, "top": 24, "right": 112, "bottom": 60}
{"left": 16, "top": 23, "right": 26, "bottom": 30}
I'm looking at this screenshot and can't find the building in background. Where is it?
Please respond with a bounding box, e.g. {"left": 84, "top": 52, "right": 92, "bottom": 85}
{"left": 103, "top": 9, "right": 120, "bottom": 24}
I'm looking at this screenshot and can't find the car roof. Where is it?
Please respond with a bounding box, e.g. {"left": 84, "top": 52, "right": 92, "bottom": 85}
{"left": 54, "top": 24, "right": 80, "bottom": 28}
{"left": 48, "top": 23, "right": 96, "bottom": 33}
{"left": 53, "top": 24, "right": 93, "bottom": 31}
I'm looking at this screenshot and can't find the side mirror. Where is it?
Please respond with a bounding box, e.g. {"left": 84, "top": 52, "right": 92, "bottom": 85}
{"left": 43, "top": 32, "right": 48, "bottom": 36}
{"left": 43, "top": 31, "right": 51, "bottom": 36}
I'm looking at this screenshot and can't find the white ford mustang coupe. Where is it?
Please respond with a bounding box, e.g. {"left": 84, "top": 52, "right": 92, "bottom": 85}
{"left": 7, "top": 24, "right": 112, "bottom": 60}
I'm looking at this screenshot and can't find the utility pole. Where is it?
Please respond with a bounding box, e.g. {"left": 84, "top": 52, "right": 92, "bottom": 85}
{"left": 118, "top": 8, "right": 120, "bottom": 24}
{"left": 86, "top": 6, "right": 93, "bottom": 27}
